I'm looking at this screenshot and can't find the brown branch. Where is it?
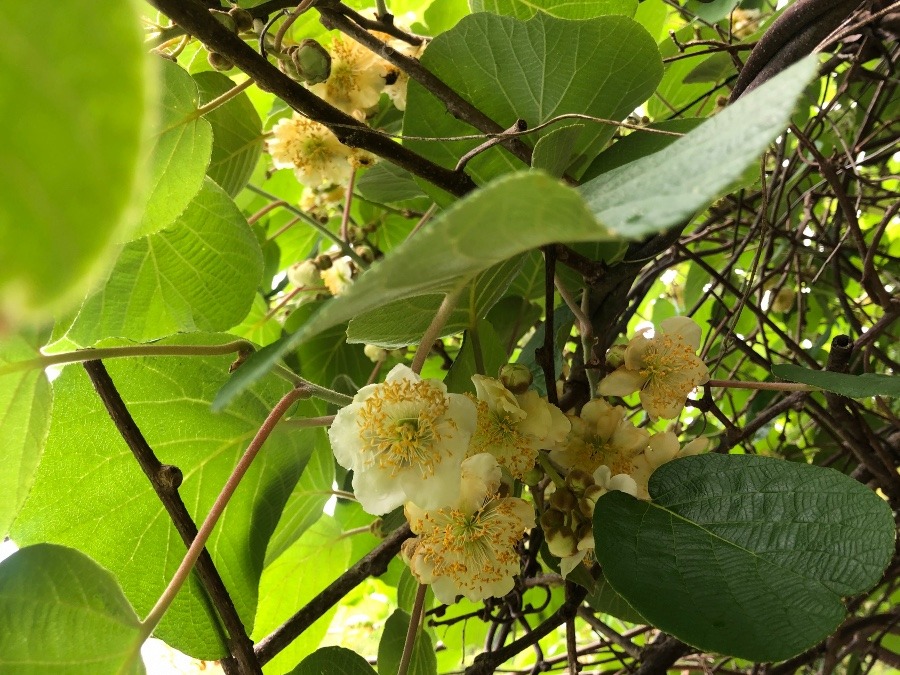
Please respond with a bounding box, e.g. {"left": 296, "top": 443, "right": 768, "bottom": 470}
{"left": 82, "top": 360, "right": 261, "bottom": 675}
{"left": 254, "top": 523, "right": 413, "bottom": 665}
{"left": 148, "top": 0, "right": 476, "bottom": 197}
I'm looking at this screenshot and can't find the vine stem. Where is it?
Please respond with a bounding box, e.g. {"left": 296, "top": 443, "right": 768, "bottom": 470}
{"left": 398, "top": 584, "right": 428, "bottom": 675}
{"left": 139, "top": 386, "right": 307, "bottom": 638}
{"left": 0, "top": 340, "right": 254, "bottom": 377}
{"left": 410, "top": 288, "right": 462, "bottom": 374}
{"left": 706, "top": 378, "right": 814, "bottom": 391}
{"left": 194, "top": 78, "right": 254, "bottom": 118}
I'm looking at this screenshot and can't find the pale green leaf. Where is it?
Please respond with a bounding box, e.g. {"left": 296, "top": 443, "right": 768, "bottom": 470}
{"left": 0, "top": 544, "right": 143, "bottom": 674}
{"left": 213, "top": 172, "right": 612, "bottom": 408}
{"left": 195, "top": 72, "right": 263, "bottom": 197}
{"left": 580, "top": 57, "right": 819, "bottom": 237}
{"left": 377, "top": 610, "right": 437, "bottom": 675}
{"left": 0, "top": 2, "right": 150, "bottom": 318}
{"left": 772, "top": 364, "right": 900, "bottom": 398}
{"left": 0, "top": 334, "right": 52, "bottom": 537}
{"left": 136, "top": 59, "right": 213, "bottom": 239}
{"left": 404, "top": 13, "right": 662, "bottom": 188}
{"left": 61, "top": 178, "right": 263, "bottom": 346}
{"left": 470, "top": 0, "right": 636, "bottom": 20}
{"left": 12, "top": 335, "right": 309, "bottom": 659}
{"left": 288, "top": 646, "right": 376, "bottom": 675}
{"left": 595, "top": 454, "right": 895, "bottom": 661}
{"left": 254, "top": 519, "right": 352, "bottom": 675}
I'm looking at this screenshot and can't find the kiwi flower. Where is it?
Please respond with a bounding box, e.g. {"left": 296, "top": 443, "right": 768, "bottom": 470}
{"left": 467, "top": 375, "right": 569, "bottom": 480}
{"left": 402, "top": 453, "right": 535, "bottom": 604}
{"left": 268, "top": 114, "right": 357, "bottom": 187}
{"left": 629, "top": 431, "right": 708, "bottom": 500}
{"left": 309, "top": 33, "right": 388, "bottom": 117}
{"left": 598, "top": 316, "right": 709, "bottom": 420}
{"left": 328, "top": 364, "right": 477, "bottom": 515}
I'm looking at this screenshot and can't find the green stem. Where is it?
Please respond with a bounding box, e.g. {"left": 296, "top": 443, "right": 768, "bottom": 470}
{"left": 139, "top": 386, "right": 307, "bottom": 638}
{"left": 398, "top": 583, "right": 427, "bottom": 675}
{"left": 706, "top": 379, "right": 814, "bottom": 392}
{"left": 281, "top": 414, "right": 336, "bottom": 427}
{"left": 469, "top": 323, "right": 486, "bottom": 376}
{"left": 194, "top": 78, "right": 254, "bottom": 117}
{"left": 411, "top": 288, "right": 462, "bottom": 374}
{"left": 246, "top": 184, "right": 367, "bottom": 268}
{"left": 0, "top": 341, "right": 255, "bottom": 377}
{"left": 537, "top": 451, "right": 566, "bottom": 489}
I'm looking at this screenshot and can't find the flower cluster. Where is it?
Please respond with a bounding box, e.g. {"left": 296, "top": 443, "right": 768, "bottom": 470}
{"left": 327, "top": 318, "right": 710, "bottom": 600}
{"left": 267, "top": 114, "right": 374, "bottom": 188}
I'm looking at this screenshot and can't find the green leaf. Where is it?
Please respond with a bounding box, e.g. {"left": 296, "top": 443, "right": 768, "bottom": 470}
{"left": 228, "top": 294, "right": 283, "bottom": 347}
{"left": 0, "top": 2, "right": 150, "bottom": 318}
{"left": 264, "top": 422, "right": 335, "bottom": 565}
{"left": 580, "top": 57, "right": 819, "bottom": 238}
{"left": 404, "top": 13, "right": 662, "bottom": 188}
{"left": 288, "top": 646, "right": 376, "bottom": 675}
{"left": 213, "top": 172, "right": 612, "bottom": 408}
{"left": 12, "top": 335, "right": 309, "bottom": 658}
{"left": 532, "top": 124, "right": 586, "bottom": 178}
{"left": 378, "top": 610, "right": 438, "bottom": 675}
{"left": 594, "top": 454, "right": 895, "bottom": 661}
{"left": 356, "top": 163, "right": 429, "bottom": 205}
{"left": 60, "top": 178, "right": 263, "bottom": 346}
{"left": 772, "top": 364, "right": 900, "bottom": 398}
{"left": 253, "top": 518, "right": 352, "bottom": 675}
{"left": 443, "top": 321, "right": 508, "bottom": 394}
{"left": 584, "top": 570, "right": 645, "bottom": 624}
{"left": 135, "top": 59, "right": 213, "bottom": 239}
{"left": 194, "top": 72, "right": 264, "bottom": 197}
{"left": 0, "top": 544, "right": 143, "bottom": 674}
{"left": 470, "top": 0, "right": 637, "bottom": 20}
{"left": 0, "top": 334, "right": 52, "bottom": 537}
{"left": 346, "top": 256, "right": 523, "bottom": 348}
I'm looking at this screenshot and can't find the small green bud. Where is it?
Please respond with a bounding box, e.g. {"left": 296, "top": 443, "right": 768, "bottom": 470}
{"left": 291, "top": 39, "right": 332, "bottom": 85}
{"left": 499, "top": 363, "right": 533, "bottom": 394}
{"left": 540, "top": 509, "right": 566, "bottom": 531}
{"left": 207, "top": 51, "right": 234, "bottom": 71}
{"left": 605, "top": 344, "right": 628, "bottom": 370}
{"left": 522, "top": 466, "right": 543, "bottom": 486}
{"left": 565, "top": 468, "right": 594, "bottom": 494}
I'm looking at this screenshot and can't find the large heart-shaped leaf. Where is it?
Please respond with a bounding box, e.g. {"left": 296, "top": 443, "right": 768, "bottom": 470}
{"left": 594, "top": 454, "right": 895, "bottom": 661}
{"left": 0, "top": 544, "right": 144, "bottom": 674}
{"left": 59, "top": 178, "right": 263, "bottom": 346}
{"left": 470, "top": 0, "right": 637, "bottom": 20}
{"left": 404, "top": 13, "right": 662, "bottom": 185}
{"left": 12, "top": 335, "right": 311, "bottom": 658}
{"left": 772, "top": 364, "right": 900, "bottom": 398}
{"left": 0, "top": 2, "right": 150, "bottom": 320}
{"left": 0, "top": 333, "right": 52, "bottom": 537}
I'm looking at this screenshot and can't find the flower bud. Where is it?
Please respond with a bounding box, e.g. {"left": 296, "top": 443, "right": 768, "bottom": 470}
{"left": 576, "top": 497, "right": 595, "bottom": 518}
{"left": 582, "top": 484, "right": 604, "bottom": 504}
{"left": 771, "top": 287, "right": 796, "bottom": 313}
{"left": 522, "top": 466, "right": 544, "bottom": 486}
{"left": 545, "top": 526, "right": 578, "bottom": 558}
{"left": 565, "top": 468, "right": 593, "bottom": 494}
{"left": 314, "top": 254, "right": 333, "bottom": 270}
{"left": 229, "top": 7, "right": 254, "bottom": 32}
{"left": 549, "top": 487, "right": 576, "bottom": 512}
{"left": 540, "top": 508, "right": 566, "bottom": 531}
{"left": 207, "top": 51, "right": 234, "bottom": 72}
{"left": 210, "top": 10, "right": 237, "bottom": 33}
{"left": 605, "top": 344, "right": 627, "bottom": 370}
{"left": 291, "top": 39, "right": 331, "bottom": 85}
{"left": 287, "top": 259, "right": 319, "bottom": 288}
{"left": 364, "top": 344, "right": 388, "bottom": 363}
{"left": 499, "top": 363, "right": 533, "bottom": 394}
{"left": 354, "top": 245, "right": 375, "bottom": 263}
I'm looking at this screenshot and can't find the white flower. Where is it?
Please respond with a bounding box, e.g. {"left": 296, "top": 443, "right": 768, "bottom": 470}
{"left": 380, "top": 37, "right": 427, "bottom": 111}
{"left": 403, "top": 453, "right": 535, "bottom": 604}
{"left": 309, "top": 34, "right": 388, "bottom": 117}
{"left": 598, "top": 316, "right": 709, "bottom": 420}
{"left": 328, "top": 364, "right": 477, "bottom": 515}
{"left": 550, "top": 398, "right": 650, "bottom": 476}
{"left": 286, "top": 259, "right": 320, "bottom": 288}
{"left": 629, "top": 431, "right": 708, "bottom": 500}
{"left": 468, "top": 375, "right": 570, "bottom": 479}
{"left": 320, "top": 257, "right": 354, "bottom": 296}
{"left": 268, "top": 114, "right": 356, "bottom": 187}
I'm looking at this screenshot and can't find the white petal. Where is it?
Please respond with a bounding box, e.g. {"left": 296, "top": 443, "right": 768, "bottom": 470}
{"left": 327, "top": 403, "right": 365, "bottom": 470}
{"left": 598, "top": 368, "right": 646, "bottom": 397}
{"left": 560, "top": 551, "right": 588, "bottom": 579}
{"left": 353, "top": 468, "right": 404, "bottom": 515}
{"left": 660, "top": 316, "right": 702, "bottom": 350}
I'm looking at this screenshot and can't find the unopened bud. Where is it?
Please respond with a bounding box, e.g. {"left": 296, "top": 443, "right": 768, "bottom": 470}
{"left": 354, "top": 245, "right": 375, "bottom": 263}
{"left": 771, "top": 287, "right": 796, "bottom": 313}
{"left": 549, "top": 487, "right": 576, "bottom": 512}
{"left": 540, "top": 509, "right": 566, "bottom": 531}
{"left": 565, "top": 469, "right": 593, "bottom": 494}
{"left": 499, "top": 363, "right": 533, "bottom": 394}
{"left": 229, "top": 7, "right": 254, "bottom": 32}
{"left": 576, "top": 497, "right": 595, "bottom": 518}
{"left": 605, "top": 344, "right": 627, "bottom": 370}
{"left": 545, "top": 526, "right": 578, "bottom": 558}
{"left": 522, "top": 466, "right": 543, "bottom": 486}
{"left": 314, "top": 254, "right": 333, "bottom": 270}
{"left": 287, "top": 260, "right": 319, "bottom": 288}
{"left": 211, "top": 10, "right": 237, "bottom": 33}
{"left": 207, "top": 51, "right": 233, "bottom": 71}
{"left": 291, "top": 39, "right": 331, "bottom": 85}
{"left": 364, "top": 344, "right": 388, "bottom": 363}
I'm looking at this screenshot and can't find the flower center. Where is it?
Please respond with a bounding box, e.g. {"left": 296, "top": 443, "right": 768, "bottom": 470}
{"left": 357, "top": 379, "right": 450, "bottom": 476}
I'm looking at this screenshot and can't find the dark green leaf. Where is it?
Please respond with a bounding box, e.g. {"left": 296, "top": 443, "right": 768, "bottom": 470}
{"left": 595, "top": 454, "right": 895, "bottom": 661}
{"left": 288, "top": 646, "right": 376, "bottom": 675}
{"left": 356, "top": 163, "right": 429, "bottom": 205}
{"left": 194, "top": 72, "right": 264, "bottom": 197}
{"left": 772, "top": 364, "right": 900, "bottom": 398}
{"left": 444, "top": 321, "right": 508, "bottom": 394}
{"left": 0, "top": 544, "right": 143, "bottom": 674}
{"left": 378, "top": 610, "right": 438, "bottom": 675}
{"left": 532, "top": 124, "right": 586, "bottom": 178}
